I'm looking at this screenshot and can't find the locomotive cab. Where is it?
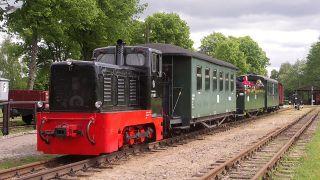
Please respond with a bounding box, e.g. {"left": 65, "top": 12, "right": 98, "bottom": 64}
{"left": 92, "top": 40, "right": 164, "bottom": 115}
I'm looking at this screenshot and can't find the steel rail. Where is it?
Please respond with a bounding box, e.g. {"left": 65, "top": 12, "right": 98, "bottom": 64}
{"left": 252, "top": 113, "right": 318, "bottom": 179}
{"left": 0, "top": 107, "right": 291, "bottom": 180}
{"left": 0, "top": 159, "right": 55, "bottom": 179}
{"left": 199, "top": 108, "right": 317, "bottom": 180}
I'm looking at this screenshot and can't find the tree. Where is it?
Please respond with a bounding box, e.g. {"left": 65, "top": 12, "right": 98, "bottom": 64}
{"left": 278, "top": 60, "right": 306, "bottom": 96}
{"left": 144, "top": 12, "right": 193, "bottom": 49}
{"left": 200, "top": 32, "right": 269, "bottom": 75}
{"left": 304, "top": 41, "right": 320, "bottom": 86}
{"left": 200, "top": 32, "right": 226, "bottom": 57}
{"left": 4, "top": 0, "right": 145, "bottom": 89}
{"left": 214, "top": 38, "right": 249, "bottom": 74}
{"left": 270, "top": 69, "right": 279, "bottom": 80}
{"left": 0, "top": 37, "right": 27, "bottom": 89}
{"left": 126, "top": 20, "right": 145, "bottom": 45}
{"left": 238, "top": 36, "right": 269, "bottom": 75}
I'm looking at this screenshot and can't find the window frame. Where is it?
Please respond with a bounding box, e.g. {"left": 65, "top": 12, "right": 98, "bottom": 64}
{"left": 196, "top": 66, "right": 202, "bottom": 91}
{"left": 219, "top": 71, "right": 224, "bottom": 92}
{"left": 225, "top": 72, "right": 229, "bottom": 91}
{"left": 205, "top": 68, "right": 210, "bottom": 90}
{"left": 212, "top": 69, "right": 217, "bottom": 91}
{"left": 230, "top": 73, "right": 235, "bottom": 92}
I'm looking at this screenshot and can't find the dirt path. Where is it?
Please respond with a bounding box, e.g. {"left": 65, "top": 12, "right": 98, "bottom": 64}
{"left": 0, "top": 131, "right": 41, "bottom": 161}
{"left": 83, "top": 108, "right": 311, "bottom": 180}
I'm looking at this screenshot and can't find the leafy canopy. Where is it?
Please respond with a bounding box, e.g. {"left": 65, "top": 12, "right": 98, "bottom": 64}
{"left": 0, "top": 37, "right": 27, "bottom": 89}
{"left": 200, "top": 32, "right": 269, "bottom": 75}
{"left": 144, "top": 12, "right": 193, "bottom": 49}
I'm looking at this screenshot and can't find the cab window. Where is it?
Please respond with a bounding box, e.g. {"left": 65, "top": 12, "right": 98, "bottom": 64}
{"left": 126, "top": 53, "right": 145, "bottom": 66}
{"left": 97, "top": 53, "right": 116, "bottom": 64}
{"left": 152, "top": 53, "right": 157, "bottom": 73}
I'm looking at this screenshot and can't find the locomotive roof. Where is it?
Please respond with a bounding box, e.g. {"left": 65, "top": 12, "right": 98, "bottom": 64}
{"left": 139, "top": 43, "right": 238, "bottom": 70}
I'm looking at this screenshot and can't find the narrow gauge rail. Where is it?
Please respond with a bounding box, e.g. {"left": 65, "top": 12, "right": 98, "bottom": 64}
{"left": 197, "top": 108, "right": 318, "bottom": 180}
{"left": 0, "top": 108, "right": 290, "bottom": 180}
{"left": 0, "top": 155, "right": 92, "bottom": 180}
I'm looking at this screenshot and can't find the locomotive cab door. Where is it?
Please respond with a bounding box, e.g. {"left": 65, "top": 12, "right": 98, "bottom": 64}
{"left": 150, "top": 53, "right": 163, "bottom": 117}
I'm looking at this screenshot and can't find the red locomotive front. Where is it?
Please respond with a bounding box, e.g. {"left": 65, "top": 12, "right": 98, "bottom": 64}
{"left": 37, "top": 40, "right": 164, "bottom": 155}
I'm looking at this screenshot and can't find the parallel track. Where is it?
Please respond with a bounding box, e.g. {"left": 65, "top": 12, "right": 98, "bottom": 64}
{"left": 0, "top": 108, "right": 291, "bottom": 180}
{"left": 196, "top": 108, "right": 318, "bottom": 180}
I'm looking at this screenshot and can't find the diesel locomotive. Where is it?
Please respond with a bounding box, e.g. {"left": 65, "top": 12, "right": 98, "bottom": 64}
{"left": 37, "top": 41, "right": 282, "bottom": 155}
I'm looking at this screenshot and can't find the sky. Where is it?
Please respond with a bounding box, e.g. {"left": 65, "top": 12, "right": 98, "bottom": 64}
{"left": 1, "top": 0, "right": 319, "bottom": 74}
{"left": 140, "top": 0, "right": 320, "bottom": 73}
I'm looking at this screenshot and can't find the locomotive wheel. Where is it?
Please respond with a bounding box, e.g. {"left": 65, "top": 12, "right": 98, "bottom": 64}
{"left": 22, "top": 115, "right": 33, "bottom": 125}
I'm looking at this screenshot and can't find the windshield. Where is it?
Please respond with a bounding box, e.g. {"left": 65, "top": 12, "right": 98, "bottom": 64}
{"left": 126, "top": 53, "right": 145, "bottom": 66}
{"left": 97, "top": 53, "right": 116, "bottom": 64}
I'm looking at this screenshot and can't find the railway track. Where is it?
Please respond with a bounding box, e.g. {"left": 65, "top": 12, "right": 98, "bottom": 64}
{"left": 270, "top": 114, "right": 318, "bottom": 179}
{"left": 0, "top": 108, "right": 291, "bottom": 180}
{"left": 196, "top": 108, "right": 318, "bottom": 180}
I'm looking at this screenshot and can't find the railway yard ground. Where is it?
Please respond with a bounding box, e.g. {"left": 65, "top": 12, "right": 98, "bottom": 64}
{"left": 0, "top": 115, "right": 35, "bottom": 137}
{"left": 82, "top": 107, "right": 318, "bottom": 180}
{"left": 0, "top": 115, "right": 49, "bottom": 169}
{"left": 0, "top": 107, "right": 320, "bottom": 179}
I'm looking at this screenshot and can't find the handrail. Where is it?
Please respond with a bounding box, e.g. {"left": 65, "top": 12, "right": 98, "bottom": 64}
{"left": 86, "top": 119, "right": 95, "bottom": 145}
{"left": 39, "top": 119, "right": 50, "bottom": 144}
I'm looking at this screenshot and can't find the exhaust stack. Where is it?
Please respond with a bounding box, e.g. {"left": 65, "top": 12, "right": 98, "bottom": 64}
{"left": 116, "top": 39, "right": 125, "bottom": 65}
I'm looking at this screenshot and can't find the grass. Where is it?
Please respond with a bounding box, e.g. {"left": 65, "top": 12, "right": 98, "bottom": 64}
{"left": 293, "top": 118, "right": 320, "bottom": 179}
{"left": 2, "top": 126, "right": 35, "bottom": 137}
{"left": 0, "top": 155, "right": 57, "bottom": 170}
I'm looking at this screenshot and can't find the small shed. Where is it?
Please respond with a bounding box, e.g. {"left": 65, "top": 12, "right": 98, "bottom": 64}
{"left": 295, "top": 85, "right": 320, "bottom": 105}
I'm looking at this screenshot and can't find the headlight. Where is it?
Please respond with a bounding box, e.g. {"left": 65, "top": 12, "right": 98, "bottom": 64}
{"left": 37, "top": 101, "right": 44, "bottom": 108}
{"left": 95, "top": 101, "right": 102, "bottom": 108}
{"left": 66, "top": 60, "right": 72, "bottom": 65}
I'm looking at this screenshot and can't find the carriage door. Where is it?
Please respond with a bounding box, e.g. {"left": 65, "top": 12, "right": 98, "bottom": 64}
{"left": 151, "top": 53, "right": 163, "bottom": 117}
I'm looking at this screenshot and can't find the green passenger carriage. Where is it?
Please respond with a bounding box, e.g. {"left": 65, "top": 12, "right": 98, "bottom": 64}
{"left": 141, "top": 43, "right": 238, "bottom": 133}
{"left": 236, "top": 74, "right": 279, "bottom": 116}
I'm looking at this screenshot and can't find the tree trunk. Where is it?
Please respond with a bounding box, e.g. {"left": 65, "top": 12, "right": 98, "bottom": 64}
{"left": 27, "top": 31, "right": 39, "bottom": 90}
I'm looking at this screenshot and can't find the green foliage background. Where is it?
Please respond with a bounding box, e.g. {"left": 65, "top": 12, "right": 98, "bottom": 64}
{"left": 200, "top": 32, "right": 270, "bottom": 75}
{"left": 0, "top": 1, "right": 292, "bottom": 92}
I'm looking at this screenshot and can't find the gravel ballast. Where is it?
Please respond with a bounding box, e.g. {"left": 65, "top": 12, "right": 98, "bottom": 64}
{"left": 83, "top": 108, "right": 311, "bottom": 180}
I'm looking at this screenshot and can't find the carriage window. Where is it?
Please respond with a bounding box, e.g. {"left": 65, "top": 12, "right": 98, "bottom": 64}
{"left": 225, "top": 73, "right": 229, "bottom": 91}
{"left": 230, "top": 74, "right": 234, "bottom": 92}
{"left": 219, "top": 71, "right": 224, "bottom": 91}
{"left": 97, "top": 53, "right": 116, "bottom": 64}
{"left": 212, "top": 69, "right": 217, "bottom": 91}
{"left": 126, "top": 53, "right": 145, "bottom": 66}
{"left": 197, "top": 66, "right": 202, "bottom": 91}
{"left": 272, "top": 83, "right": 275, "bottom": 95}
{"left": 205, "top": 68, "right": 210, "bottom": 90}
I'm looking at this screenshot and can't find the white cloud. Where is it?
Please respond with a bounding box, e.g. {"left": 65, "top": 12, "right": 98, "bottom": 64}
{"left": 141, "top": 0, "right": 320, "bottom": 70}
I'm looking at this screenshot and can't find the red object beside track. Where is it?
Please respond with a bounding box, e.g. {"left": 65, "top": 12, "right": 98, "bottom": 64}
{"left": 278, "top": 83, "right": 284, "bottom": 106}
